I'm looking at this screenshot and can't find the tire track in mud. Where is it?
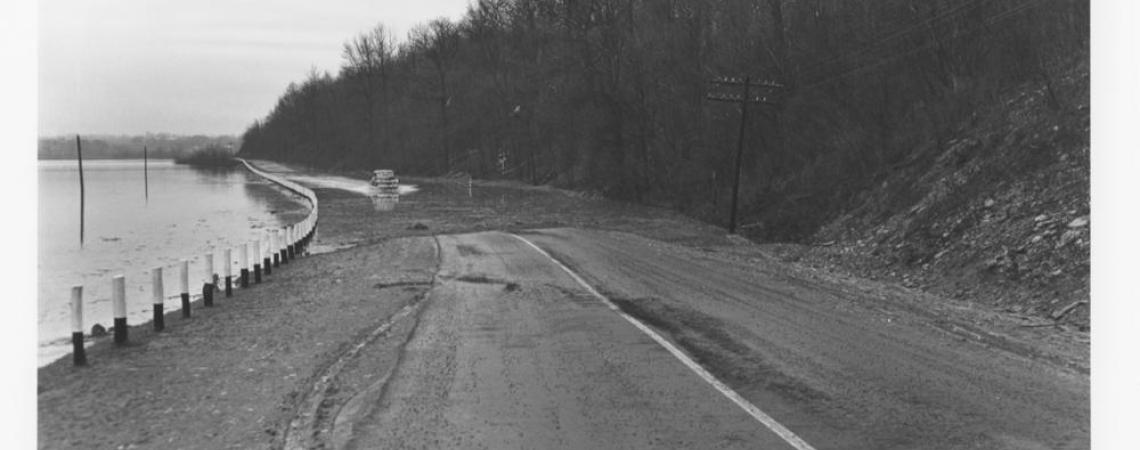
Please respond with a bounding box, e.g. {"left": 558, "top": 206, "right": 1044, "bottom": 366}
{"left": 277, "top": 236, "right": 441, "bottom": 450}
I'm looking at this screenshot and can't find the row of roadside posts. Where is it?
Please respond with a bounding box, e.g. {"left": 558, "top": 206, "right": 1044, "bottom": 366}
{"left": 67, "top": 160, "right": 319, "bottom": 366}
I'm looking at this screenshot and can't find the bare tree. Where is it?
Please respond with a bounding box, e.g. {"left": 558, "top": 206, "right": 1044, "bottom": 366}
{"left": 342, "top": 24, "right": 395, "bottom": 163}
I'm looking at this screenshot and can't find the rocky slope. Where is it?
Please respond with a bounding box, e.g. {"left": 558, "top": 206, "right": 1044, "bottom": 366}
{"left": 758, "top": 59, "right": 1090, "bottom": 329}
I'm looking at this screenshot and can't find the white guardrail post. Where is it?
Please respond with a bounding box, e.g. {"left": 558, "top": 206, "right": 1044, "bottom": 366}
{"left": 240, "top": 243, "right": 250, "bottom": 288}
{"left": 70, "top": 286, "right": 86, "bottom": 366}
{"left": 179, "top": 259, "right": 191, "bottom": 318}
{"left": 112, "top": 275, "right": 127, "bottom": 344}
{"left": 224, "top": 248, "right": 233, "bottom": 297}
{"left": 203, "top": 252, "right": 215, "bottom": 307}
{"left": 262, "top": 231, "right": 272, "bottom": 276}
{"left": 151, "top": 266, "right": 165, "bottom": 332}
{"left": 253, "top": 240, "right": 262, "bottom": 284}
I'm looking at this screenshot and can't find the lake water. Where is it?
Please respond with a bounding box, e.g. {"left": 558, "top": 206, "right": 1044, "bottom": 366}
{"left": 37, "top": 160, "right": 310, "bottom": 366}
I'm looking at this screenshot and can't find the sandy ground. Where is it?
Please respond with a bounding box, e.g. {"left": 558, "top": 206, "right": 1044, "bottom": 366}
{"left": 38, "top": 160, "right": 1088, "bottom": 449}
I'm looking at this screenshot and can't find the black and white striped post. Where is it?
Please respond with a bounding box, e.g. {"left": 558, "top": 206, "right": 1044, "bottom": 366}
{"left": 224, "top": 248, "right": 233, "bottom": 297}
{"left": 272, "top": 229, "right": 280, "bottom": 268}
{"left": 152, "top": 266, "right": 165, "bottom": 332}
{"left": 70, "top": 286, "right": 86, "bottom": 366}
{"left": 287, "top": 226, "right": 296, "bottom": 260}
{"left": 262, "top": 232, "right": 272, "bottom": 276}
{"left": 301, "top": 220, "right": 309, "bottom": 253}
{"left": 179, "top": 259, "right": 191, "bottom": 318}
{"left": 112, "top": 275, "right": 127, "bottom": 344}
{"left": 279, "top": 228, "right": 288, "bottom": 265}
{"left": 240, "top": 243, "right": 250, "bottom": 288}
{"left": 203, "top": 252, "right": 215, "bottom": 307}
{"left": 298, "top": 221, "right": 306, "bottom": 252}
{"left": 253, "top": 240, "right": 262, "bottom": 284}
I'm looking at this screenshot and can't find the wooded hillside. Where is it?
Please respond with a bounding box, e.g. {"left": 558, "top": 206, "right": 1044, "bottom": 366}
{"left": 238, "top": 0, "right": 1088, "bottom": 242}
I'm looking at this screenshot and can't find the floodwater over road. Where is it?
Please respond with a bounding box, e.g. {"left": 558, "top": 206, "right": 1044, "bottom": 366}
{"left": 37, "top": 159, "right": 310, "bottom": 366}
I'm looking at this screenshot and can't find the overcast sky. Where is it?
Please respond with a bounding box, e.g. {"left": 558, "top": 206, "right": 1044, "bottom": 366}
{"left": 38, "top": 0, "right": 473, "bottom": 137}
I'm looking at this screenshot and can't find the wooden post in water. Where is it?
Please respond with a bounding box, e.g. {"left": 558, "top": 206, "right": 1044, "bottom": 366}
{"left": 70, "top": 286, "right": 87, "bottom": 366}
{"left": 223, "top": 249, "right": 233, "bottom": 297}
{"left": 112, "top": 275, "right": 127, "bottom": 344}
{"left": 179, "top": 259, "right": 191, "bottom": 318}
{"left": 240, "top": 244, "right": 250, "bottom": 288}
{"left": 75, "top": 136, "right": 85, "bottom": 247}
{"left": 144, "top": 145, "right": 149, "bottom": 202}
{"left": 253, "top": 241, "right": 262, "bottom": 284}
{"left": 152, "top": 267, "right": 165, "bottom": 331}
{"left": 203, "top": 252, "right": 215, "bottom": 307}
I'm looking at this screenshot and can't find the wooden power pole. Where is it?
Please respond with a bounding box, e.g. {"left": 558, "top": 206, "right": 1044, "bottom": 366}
{"left": 706, "top": 76, "right": 784, "bottom": 234}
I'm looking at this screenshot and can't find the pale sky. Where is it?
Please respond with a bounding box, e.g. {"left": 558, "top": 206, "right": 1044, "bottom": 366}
{"left": 37, "top": 0, "right": 474, "bottom": 136}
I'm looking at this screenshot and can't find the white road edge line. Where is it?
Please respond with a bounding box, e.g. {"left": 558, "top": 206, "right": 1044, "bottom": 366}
{"left": 510, "top": 233, "right": 817, "bottom": 450}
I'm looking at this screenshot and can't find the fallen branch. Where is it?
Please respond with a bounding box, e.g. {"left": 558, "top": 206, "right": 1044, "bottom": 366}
{"left": 1018, "top": 323, "right": 1061, "bottom": 328}
{"left": 1051, "top": 300, "right": 1089, "bottom": 320}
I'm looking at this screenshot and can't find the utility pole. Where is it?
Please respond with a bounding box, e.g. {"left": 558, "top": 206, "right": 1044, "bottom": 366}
{"left": 706, "top": 76, "right": 784, "bottom": 234}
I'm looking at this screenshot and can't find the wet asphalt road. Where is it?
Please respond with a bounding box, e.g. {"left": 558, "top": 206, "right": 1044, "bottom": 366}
{"left": 344, "top": 229, "right": 1088, "bottom": 449}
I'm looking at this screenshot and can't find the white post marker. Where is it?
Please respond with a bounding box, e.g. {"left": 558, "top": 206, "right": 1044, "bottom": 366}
{"left": 152, "top": 266, "right": 165, "bottom": 331}
{"left": 240, "top": 243, "right": 250, "bottom": 288}
{"left": 287, "top": 226, "right": 295, "bottom": 259}
{"left": 224, "top": 248, "right": 233, "bottom": 297}
{"left": 253, "top": 240, "right": 263, "bottom": 283}
{"left": 179, "top": 259, "right": 191, "bottom": 318}
{"left": 204, "top": 252, "right": 215, "bottom": 307}
{"left": 262, "top": 231, "right": 272, "bottom": 276}
{"left": 271, "top": 230, "right": 280, "bottom": 268}
{"left": 112, "top": 275, "right": 127, "bottom": 344}
{"left": 70, "top": 285, "right": 86, "bottom": 366}
{"left": 280, "top": 228, "right": 289, "bottom": 264}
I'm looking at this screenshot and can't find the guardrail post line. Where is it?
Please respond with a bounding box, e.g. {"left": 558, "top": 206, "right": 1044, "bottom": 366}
{"left": 203, "top": 252, "right": 215, "bottom": 307}
{"left": 112, "top": 275, "right": 128, "bottom": 344}
{"left": 70, "top": 286, "right": 87, "bottom": 366}
{"left": 152, "top": 267, "right": 165, "bottom": 331}
{"left": 224, "top": 248, "right": 233, "bottom": 297}
{"left": 179, "top": 259, "right": 191, "bottom": 318}
{"left": 240, "top": 243, "right": 250, "bottom": 288}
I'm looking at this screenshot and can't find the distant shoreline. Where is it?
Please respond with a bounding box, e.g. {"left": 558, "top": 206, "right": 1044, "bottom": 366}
{"left": 38, "top": 156, "right": 176, "bottom": 160}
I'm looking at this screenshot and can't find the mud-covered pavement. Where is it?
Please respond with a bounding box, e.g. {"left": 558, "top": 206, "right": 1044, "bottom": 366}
{"left": 38, "top": 160, "right": 1088, "bottom": 449}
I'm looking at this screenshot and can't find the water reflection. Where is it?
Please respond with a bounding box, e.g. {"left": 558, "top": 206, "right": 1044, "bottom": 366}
{"left": 371, "top": 193, "right": 399, "bottom": 211}
{"left": 188, "top": 165, "right": 240, "bottom": 183}
{"left": 38, "top": 160, "right": 310, "bottom": 366}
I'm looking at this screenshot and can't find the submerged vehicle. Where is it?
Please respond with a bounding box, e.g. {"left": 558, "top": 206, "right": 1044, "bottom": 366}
{"left": 370, "top": 169, "right": 400, "bottom": 211}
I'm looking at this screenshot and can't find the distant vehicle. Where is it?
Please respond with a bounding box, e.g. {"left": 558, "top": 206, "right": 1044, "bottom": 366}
{"left": 370, "top": 170, "right": 399, "bottom": 189}
{"left": 369, "top": 170, "right": 399, "bottom": 212}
